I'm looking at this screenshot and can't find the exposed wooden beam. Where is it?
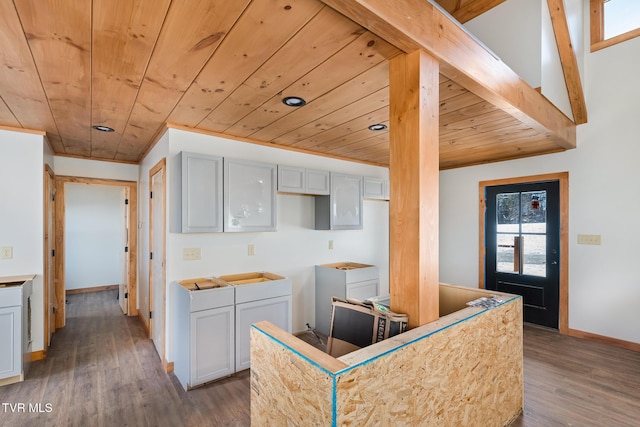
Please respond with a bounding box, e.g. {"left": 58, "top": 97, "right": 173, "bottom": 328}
{"left": 547, "top": 0, "right": 587, "bottom": 124}
{"left": 321, "top": 0, "right": 576, "bottom": 149}
{"left": 389, "top": 51, "right": 439, "bottom": 328}
{"left": 435, "top": 0, "right": 508, "bottom": 24}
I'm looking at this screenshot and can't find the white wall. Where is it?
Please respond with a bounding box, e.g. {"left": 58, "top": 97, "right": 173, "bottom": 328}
{"left": 64, "top": 183, "right": 125, "bottom": 290}
{"left": 54, "top": 156, "right": 139, "bottom": 181}
{"left": 139, "top": 128, "right": 390, "bottom": 360}
{"left": 440, "top": 28, "right": 640, "bottom": 344}
{"left": 464, "top": 0, "right": 542, "bottom": 88}
{"left": 0, "top": 129, "right": 46, "bottom": 352}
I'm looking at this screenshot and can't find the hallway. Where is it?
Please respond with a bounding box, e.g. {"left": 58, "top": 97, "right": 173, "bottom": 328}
{"left": 0, "top": 290, "right": 250, "bottom": 427}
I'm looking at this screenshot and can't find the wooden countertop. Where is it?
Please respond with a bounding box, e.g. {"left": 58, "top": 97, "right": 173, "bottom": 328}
{"left": 0, "top": 274, "right": 36, "bottom": 284}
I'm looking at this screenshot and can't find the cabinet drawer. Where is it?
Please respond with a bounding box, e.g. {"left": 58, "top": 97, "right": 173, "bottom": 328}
{"left": 0, "top": 287, "right": 22, "bottom": 307}
{"left": 344, "top": 266, "right": 379, "bottom": 284}
{"left": 189, "top": 286, "right": 234, "bottom": 312}
{"left": 233, "top": 279, "right": 292, "bottom": 304}
{"left": 347, "top": 280, "right": 379, "bottom": 301}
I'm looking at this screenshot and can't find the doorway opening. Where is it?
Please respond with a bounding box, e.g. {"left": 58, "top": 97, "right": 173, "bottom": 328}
{"left": 54, "top": 176, "right": 138, "bottom": 328}
{"left": 479, "top": 173, "right": 568, "bottom": 333}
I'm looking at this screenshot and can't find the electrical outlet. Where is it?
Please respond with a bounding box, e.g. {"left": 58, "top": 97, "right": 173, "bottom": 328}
{"left": 183, "top": 248, "right": 201, "bottom": 260}
{"left": 577, "top": 234, "right": 601, "bottom": 245}
{"left": 248, "top": 244, "right": 255, "bottom": 256}
{"left": 0, "top": 246, "right": 12, "bottom": 259}
{"left": 328, "top": 240, "right": 334, "bottom": 250}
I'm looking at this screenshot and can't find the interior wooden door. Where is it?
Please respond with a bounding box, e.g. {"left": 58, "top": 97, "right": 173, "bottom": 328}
{"left": 118, "top": 187, "right": 129, "bottom": 315}
{"left": 44, "top": 166, "right": 56, "bottom": 346}
{"left": 149, "top": 164, "right": 166, "bottom": 361}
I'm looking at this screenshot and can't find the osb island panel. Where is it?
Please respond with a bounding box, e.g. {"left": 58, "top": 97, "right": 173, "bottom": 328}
{"left": 250, "top": 322, "right": 347, "bottom": 426}
{"left": 251, "top": 297, "right": 522, "bottom": 427}
{"left": 336, "top": 299, "right": 523, "bottom": 426}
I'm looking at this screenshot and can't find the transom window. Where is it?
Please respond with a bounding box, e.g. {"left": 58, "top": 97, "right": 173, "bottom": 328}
{"left": 591, "top": 0, "right": 640, "bottom": 51}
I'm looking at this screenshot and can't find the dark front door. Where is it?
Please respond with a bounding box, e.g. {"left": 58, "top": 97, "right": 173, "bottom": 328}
{"left": 485, "top": 181, "right": 560, "bottom": 329}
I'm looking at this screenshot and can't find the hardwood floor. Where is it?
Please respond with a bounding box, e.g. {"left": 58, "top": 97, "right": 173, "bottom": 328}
{"left": 511, "top": 324, "right": 640, "bottom": 426}
{"left": 0, "top": 290, "right": 250, "bottom": 427}
{"left": 1, "top": 290, "right": 638, "bottom": 426}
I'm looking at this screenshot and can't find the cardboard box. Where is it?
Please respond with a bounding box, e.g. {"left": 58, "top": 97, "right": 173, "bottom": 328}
{"left": 327, "top": 297, "right": 408, "bottom": 357}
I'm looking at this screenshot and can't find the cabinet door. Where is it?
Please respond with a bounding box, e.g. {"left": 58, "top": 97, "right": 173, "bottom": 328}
{"left": 278, "top": 165, "right": 305, "bottom": 193}
{"left": 305, "top": 169, "right": 330, "bottom": 195}
{"left": 180, "top": 152, "right": 223, "bottom": 233}
{"left": 0, "top": 306, "right": 21, "bottom": 379}
{"left": 330, "top": 173, "right": 363, "bottom": 229}
{"left": 235, "top": 296, "right": 292, "bottom": 372}
{"left": 363, "top": 177, "right": 389, "bottom": 200}
{"left": 190, "top": 305, "right": 234, "bottom": 387}
{"left": 224, "top": 159, "right": 277, "bottom": 232}
{"left": 347, "top": 280, "right": 379, "bottom": 301}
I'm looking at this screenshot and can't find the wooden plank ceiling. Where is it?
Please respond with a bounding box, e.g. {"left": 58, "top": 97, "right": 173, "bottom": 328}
{"left": 0, "top": 0, "right": 572, "bottom": 169}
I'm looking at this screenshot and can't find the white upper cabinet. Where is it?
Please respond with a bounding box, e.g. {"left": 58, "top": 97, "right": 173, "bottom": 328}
{"left": 305, "top": 169, "right": 330, "bottom": 195}
{"left": 363, "top": 177, "right": 389, "bottom": 200}
{"left": 224, "top": 158, "right": 277, "bottom": 232}
{"left": 179, "top": 152, "right": 223, "bottom": 233}
{"left": 278, "top": 165, "right": 329, "bottom": 195}
{"left": 315, "top": 172, "right": 363, "bottom": 230}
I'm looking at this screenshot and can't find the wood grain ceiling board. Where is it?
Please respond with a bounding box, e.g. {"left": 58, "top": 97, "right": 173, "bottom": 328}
{"left": 0, "top": 0, "right": 63, "bottom": 151}
{"left": 434, "top": 0, "right": 508, "bottom": 24}
{"left": 15, "top": 0, "right": 92, "bottom": 156}
{"left": 172, "top": 4, "right": 362, "bottom": 131}
{"left": 440, "top": 135, "right": 562, "bottom": 169}
{"left": 0, "top": 97, "right": 20, "bottom": 128}
{"left": 221, "top": 31, "right": 400, "bottom": 138}
{"left": 252, "top": 60, "right": 390, "bottom": 143}
{"left": 90, "top": 0, "right": 171, "bottom": 159}
{"left": 291, "top": 105, "right": 389, "bottom": 150}
{"left": 115, "top": 0, "right": 254, "bottom": 161}
{"left": 272, "top": 86, "right": 388, "bottom": 145}
{"left": 328, "top": 129, "right": 389, "bottom": 156}
{"left": 0, "top": 0, "right": 574, "bottom": 169}
{"left": 169, "top": 0, "right": 326, "bottom": 129}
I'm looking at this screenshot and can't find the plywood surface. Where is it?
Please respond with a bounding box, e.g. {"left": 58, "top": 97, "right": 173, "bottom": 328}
{"left": 335, "top": 299, "right": 523, "bottom": 426}
{"left": 250, "top": 321, "right": 346, "bottom": 426}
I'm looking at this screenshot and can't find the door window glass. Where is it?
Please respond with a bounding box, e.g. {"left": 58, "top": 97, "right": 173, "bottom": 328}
{"left": 495, "top": 191, "right": 547, "bottom": 277}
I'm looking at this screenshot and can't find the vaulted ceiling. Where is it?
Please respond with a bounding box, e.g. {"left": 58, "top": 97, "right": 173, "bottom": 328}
{"left": 0, "top": 0, "right": 574, "bottom": 169}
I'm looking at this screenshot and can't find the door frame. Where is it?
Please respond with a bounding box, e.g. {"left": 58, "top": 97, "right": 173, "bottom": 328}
{"left": 479, "top": 172, "right": 568, "bottom": 334}
{"left": 44, "top": 164, "right": 56, "bottom": 348}
{"left": 54, "top": 176, "right": 138, "bottom": 328}
{"left": 148, "top": 158, "right": 167, "bottom": 370}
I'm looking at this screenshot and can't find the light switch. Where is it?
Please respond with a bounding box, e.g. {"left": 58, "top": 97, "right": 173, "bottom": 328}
{"left": 183, "top": 248, "right": 201, "bottom": 260}
{"left": 328, "top": 240, "right": 334, "bottom": 250}
{"left": 248, "top": 244, "right": 255, "bottom": 256}
{"left": 577, "top": 234, "right": 601, "bottom": 245}
{"left": 0, "top": 246, "right": 13, "bottom": 259}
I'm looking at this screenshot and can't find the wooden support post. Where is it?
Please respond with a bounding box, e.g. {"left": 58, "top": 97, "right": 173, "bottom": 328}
{"left": 389, "top": 50, "right": 439, "bottom": 328}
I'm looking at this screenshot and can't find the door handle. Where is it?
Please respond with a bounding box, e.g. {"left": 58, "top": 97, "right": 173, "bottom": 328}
{"left": 513, "top": 236, "right": 521, "bottom": 273}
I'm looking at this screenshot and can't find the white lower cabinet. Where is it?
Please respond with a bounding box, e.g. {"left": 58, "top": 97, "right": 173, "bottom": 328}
{"left": 190, "top": 306, "right": 235, "bottom": 387}
{"left": 235, "top": 296, "right": 291, "bottom": 371}
{"left": 315, "top": 263, "right": 379, "bottom": 336}
{"left": 0, "top": 279, "right": 32, "bottom": 386}
{"left": 173, "top": 273, "right": 292, "bottom": 390}
{"left": 172, "top": 282, "right": 235, "bottom": 390}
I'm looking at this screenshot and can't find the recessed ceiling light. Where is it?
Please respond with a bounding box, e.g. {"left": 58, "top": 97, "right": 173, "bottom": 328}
{"left": 92, "top": 125, "right": 115, "bottom": 132}
{"left": 282, "top": 96, "right": 306, "bottom": 107}
{"left": 368, "top": 124, "right": 387, "bottom": 131}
